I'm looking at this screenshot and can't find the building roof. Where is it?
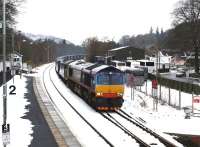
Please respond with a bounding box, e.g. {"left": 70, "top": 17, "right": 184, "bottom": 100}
{"left": 108, "top": 46, "right": 130, "bottom": 52}
{"left": 111, "top": 60, "right": 126, "bottom": 63}
{"left": 10, "top": 51, "right": 23, "bottom": 57}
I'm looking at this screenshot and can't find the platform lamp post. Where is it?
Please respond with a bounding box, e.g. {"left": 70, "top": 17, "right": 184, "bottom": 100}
{"left": 11, "top": 27, "right": 15, "bottom": 83}
{"left": 2, "top": 0, "right": 10, "bottom": 146}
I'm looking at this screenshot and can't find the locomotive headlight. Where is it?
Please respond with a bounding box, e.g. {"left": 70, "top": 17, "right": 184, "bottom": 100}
{"left": 96, "top": 92, "right": 102, "bottom": 96}
{"left": 117, "top": 93, "right": 123, "bottom": 96}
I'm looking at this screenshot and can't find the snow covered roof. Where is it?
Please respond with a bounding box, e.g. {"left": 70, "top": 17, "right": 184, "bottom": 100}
{"left": 150, "top": 56, "right": 171, "bottom": 64}
{"left": 137, "top": 59, "right": 154, "bottom": 63}
{"left": 108, "top": 46, "right": 129, "bottom": 52}
{"left": 10, "top": 51, "right": 23, "bottom": 57}
{"left": 111, "top": 60, "right": 126, "bottom": 63}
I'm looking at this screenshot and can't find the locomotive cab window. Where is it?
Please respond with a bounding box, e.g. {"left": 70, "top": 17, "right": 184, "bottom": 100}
{"left": 96, "top": 73, "right": 109, "bottom": 85}
{"left": 96, "top": 72, "right": 123, "bottom": 85}
{"left": 110, "top": 73, "right": 123, "bottom": 85}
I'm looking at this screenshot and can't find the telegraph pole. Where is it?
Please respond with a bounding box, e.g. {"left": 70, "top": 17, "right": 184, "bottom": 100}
{"left": 3, "top": 0, "right": 7, "bottom": 126}
{"left": 2, "top": 0, "right": 10, "bottom": 146}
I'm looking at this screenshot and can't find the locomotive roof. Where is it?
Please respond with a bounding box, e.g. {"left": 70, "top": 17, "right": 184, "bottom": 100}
{"left": 85, "top": 63, "right": 102, "bottom": 70}
{"left": 90, "top": 65, "right": 123, "bottom": 74}
{"left": 69, "top": 60, "right": 95, "bottom": 70}
{"left": 64, "top": 60, "right": 75, "bottom": 64}
{"left": 68, "top": 60, "right": 122, "bottom": 74}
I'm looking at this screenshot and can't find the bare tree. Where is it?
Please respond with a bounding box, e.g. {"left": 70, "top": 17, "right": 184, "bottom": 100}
{"left": 172, "top": 0, "right": 200, "bottom": 74}
{"left": 82, "top": 37, "right": 98, "bottom": 62}
{"left": 0, "top": 0, "right": 25, "bottom": 25}
{"left": 0, "top": 0, "right": 25, "bottom": 54}
{"left": 82, "top": 37, "right": 118, "bottom": 62}
{"left": 119, "top": 35, "right": 130, "bottom": 46}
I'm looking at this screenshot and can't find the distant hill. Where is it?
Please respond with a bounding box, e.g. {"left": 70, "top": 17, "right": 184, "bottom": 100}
{"left": 24, "top": 33, "right": 73, "bottom": 44}
{"left": 24, "top": 33, "right": 85, "bottom": 58}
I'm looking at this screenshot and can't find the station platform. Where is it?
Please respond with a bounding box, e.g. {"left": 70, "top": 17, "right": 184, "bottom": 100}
{"left": 33, "top": 77, "right": 81, "bottom": 147}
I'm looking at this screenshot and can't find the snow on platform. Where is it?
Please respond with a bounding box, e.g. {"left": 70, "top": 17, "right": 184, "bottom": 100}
{"left": 0, "top": 76, "right": 33, "bottom": 147}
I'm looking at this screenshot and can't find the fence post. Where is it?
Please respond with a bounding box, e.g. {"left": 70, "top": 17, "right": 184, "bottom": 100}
{"left": 168, "top": 87, "right": 171, "bottom": 106}
{"left": 192, "top": 92, "right": 194, "bottom": 113}
{"left": 145, "top": 80, "right": 147, "bottom": 95}
{"left": 159, "top": 84, "right": 161, "bottom": 101}
{"left": 179, "top": 85, "right": 181, "bottom": 109}
{"left": 131, "top": 87, "right": 133, "bottom": 100}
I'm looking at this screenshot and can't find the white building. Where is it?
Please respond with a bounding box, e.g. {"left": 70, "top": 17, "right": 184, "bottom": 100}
{"left": 0, "top": 61, "right": 11, "bottom": 72}
{"left": 126, "top": 51, "right": 172, "bottom": 73}
{"left": 126, "top": 59, "right": 155, "bottom": 73}
{"left": 9, "top": 51, "right": 23, "bottom": 73}
{"left": 110, "top": 60, "right": 127, "bottom": 71}
{"left": 148, "top": 51, "right": 172, "bottom": 73}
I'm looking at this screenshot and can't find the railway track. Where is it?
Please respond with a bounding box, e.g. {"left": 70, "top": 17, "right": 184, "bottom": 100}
{"left": 109, "top": 109, "right": 181, "bottom": 147}
{"left": 42, "top": 64, "right": 114, "bottom": 147}
{"left": 119, "top": 109, "right": 182, "bottom": 146}
{"left": 42, "top": 64, "right": 182, "bottom": 147}
{"left": 100, "top": 112, "right": 165, "bottom": 147}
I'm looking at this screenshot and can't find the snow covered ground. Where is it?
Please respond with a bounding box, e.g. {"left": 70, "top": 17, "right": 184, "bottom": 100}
{"left": 0, "top": 63, "right": 199, "bottom": 147}
{"left": 0, "top": 76, "right": 33, "bottom": 147}
{"left": 123, "top": 88, "right": 200, "bottom": 136}
{"left": 133, "top": 80, "right": 200, "bottom": 136}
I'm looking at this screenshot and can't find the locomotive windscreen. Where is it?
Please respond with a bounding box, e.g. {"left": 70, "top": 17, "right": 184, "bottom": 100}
{"left": 96, "top": 72, "right": 123, "bottom": 85}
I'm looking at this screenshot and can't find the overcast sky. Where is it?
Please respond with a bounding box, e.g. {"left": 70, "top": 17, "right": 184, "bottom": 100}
{"left": 16, "top": 0, "right": 179, "bottom": 45}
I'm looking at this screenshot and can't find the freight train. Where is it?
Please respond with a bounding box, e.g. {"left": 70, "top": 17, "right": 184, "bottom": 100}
{"left": 55, "top": 58, "right": 125, "bottom": 111}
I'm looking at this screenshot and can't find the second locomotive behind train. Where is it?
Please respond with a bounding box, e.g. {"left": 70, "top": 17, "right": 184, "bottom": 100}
{"left": 55, "top": 58, "right": 125, "bottom": 110}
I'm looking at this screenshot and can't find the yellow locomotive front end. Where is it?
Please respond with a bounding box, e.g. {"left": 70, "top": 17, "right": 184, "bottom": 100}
{"left": 94, "top": 70, "right": 124, "bottom": 110}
